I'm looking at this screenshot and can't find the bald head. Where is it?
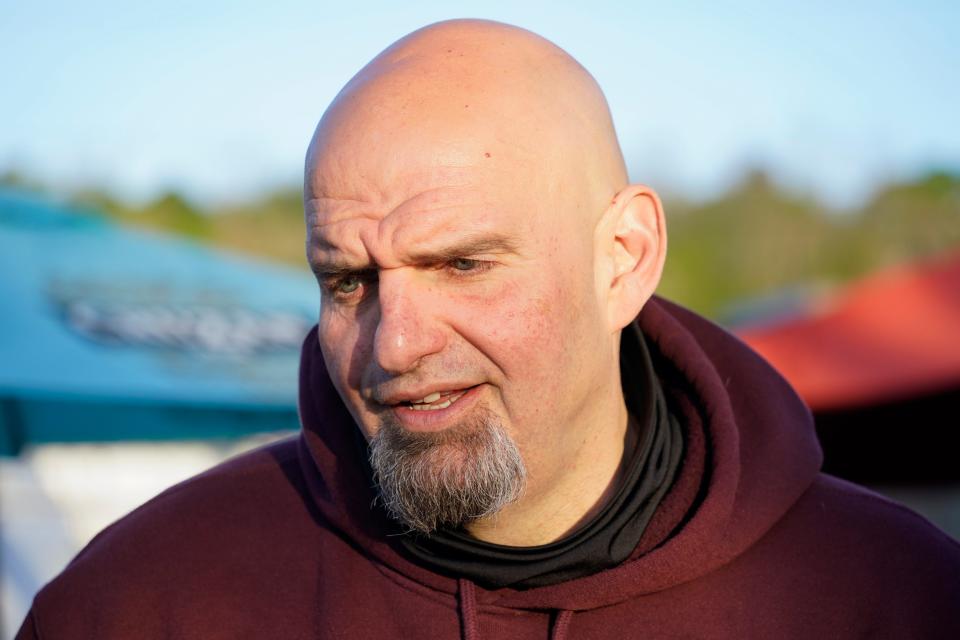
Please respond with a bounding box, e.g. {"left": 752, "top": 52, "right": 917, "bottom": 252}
{"left": 305, "top": 19, "right": 627, "bottom": 222}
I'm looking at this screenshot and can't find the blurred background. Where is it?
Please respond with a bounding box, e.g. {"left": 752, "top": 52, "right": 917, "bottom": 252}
{"left": 2, "top": 0, "right": 958, "bottom": 635}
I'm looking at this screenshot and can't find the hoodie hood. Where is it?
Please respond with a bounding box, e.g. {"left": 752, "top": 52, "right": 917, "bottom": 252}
{"left": 296, "top": 296, "right": 822, "bottom": 612}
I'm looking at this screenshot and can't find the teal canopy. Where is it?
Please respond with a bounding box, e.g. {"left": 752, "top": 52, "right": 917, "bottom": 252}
{"left": 0, "top": 190, "right": 318, "bottom": 455}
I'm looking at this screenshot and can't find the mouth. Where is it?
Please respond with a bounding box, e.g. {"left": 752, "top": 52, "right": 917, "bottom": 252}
{"left": 402, "top": 389, "right": 471, "bottom": 411}
{"left": 386, "top": 385, "right": 483, "bottom": 432}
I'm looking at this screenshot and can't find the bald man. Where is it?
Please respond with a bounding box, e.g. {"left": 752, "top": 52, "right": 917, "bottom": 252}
{"left": 18, "top": 20, "right": 960, "bottom": 640}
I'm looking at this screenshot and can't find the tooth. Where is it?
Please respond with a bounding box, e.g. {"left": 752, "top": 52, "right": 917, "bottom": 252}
{"left": 404, "top": 389, "right": 470, "bottom": 411}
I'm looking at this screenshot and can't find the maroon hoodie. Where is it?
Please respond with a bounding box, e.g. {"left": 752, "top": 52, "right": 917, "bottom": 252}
{"left": 18, "top": 297, "right": 960, "bottom": 639}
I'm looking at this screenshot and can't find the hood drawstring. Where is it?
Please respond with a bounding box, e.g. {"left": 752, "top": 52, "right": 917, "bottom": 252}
{"left": 549, "top": 609, "right": 573, "bottom": 640}
{"left": 458, "top": 578, "right": 575, "bottom": 640}
{"left": 458, "top": 578, "right": 479, "bottom": 640}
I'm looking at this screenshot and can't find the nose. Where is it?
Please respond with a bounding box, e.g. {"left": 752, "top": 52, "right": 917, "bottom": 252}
{"left": 372, "top": 270, "right": 447, "bottom": 375}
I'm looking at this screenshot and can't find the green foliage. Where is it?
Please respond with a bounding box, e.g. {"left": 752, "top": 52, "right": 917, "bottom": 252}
{"left": 0, "top": 169, "right": 47, "bottom": 193}
{"left": 660, "top": 171, "right": 838, "bottom": 316}
{"left": 6, "top": 168, "right": 959, "bottom": 319}
{"left": 141, "top": 192, "right": 212, "bottom": 239}
{"left": 657, "top": 170, "right": 960, "bottom": 318}
{"left": 88, "top": 191, "right": 212, "bottom": 239}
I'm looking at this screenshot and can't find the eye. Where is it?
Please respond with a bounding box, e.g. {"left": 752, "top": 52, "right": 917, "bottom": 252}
{"left": 323, "top": 273, "right": 372, "bottom": 302}
{"left": 450, "top": 258, "right": 482, "bottom": 271}
{"left": 335, "top": 276, "right": 362, "bottom": 294}
{"left": 444, "top": 257, "right": 495, "bottom": 277}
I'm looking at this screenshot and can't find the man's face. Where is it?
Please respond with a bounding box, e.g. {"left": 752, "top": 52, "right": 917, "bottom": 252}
{"left": 306, "top": 134, "right": 614, "bottom": 523}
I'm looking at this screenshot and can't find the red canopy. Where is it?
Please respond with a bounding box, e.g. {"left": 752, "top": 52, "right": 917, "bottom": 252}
{"left": 738, "top": 252, "right": 960, "bottom": 411}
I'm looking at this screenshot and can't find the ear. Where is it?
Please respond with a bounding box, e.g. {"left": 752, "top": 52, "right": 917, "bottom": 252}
{"left": 595, "top": 185, "right": 667, "bottom": 331}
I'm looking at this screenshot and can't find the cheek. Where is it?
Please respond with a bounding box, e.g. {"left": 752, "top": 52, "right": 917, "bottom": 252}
{"left": 318, "top": 307, "right": 384, "bottom": 440}
{"left": 318, "top": 307, "right": 366, "bottom": 397}
{"left": 454, "top": 272, "right": 592, "bottom": 413}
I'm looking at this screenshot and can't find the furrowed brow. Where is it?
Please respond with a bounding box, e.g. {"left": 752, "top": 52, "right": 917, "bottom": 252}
{"left": 309, "top": 260, "right": 374, "bottom": 279}
{"left": 307, "top": 233, "right": 372, "bottom": 279}
{"left": 407, "top": 233, "right": 520, "bottom": 263}
{"left": 308, "top": 233, "right": 520, "bottom": 277}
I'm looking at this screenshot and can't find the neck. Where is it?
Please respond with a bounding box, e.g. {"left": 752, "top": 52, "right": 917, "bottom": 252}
{"left": 466, "top": 397, "right": 638, "bottom": 546}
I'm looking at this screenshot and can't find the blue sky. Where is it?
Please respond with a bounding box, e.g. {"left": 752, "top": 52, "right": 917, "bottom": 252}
{"left": 3, "top": 0, "right": 957, "bottom": 207}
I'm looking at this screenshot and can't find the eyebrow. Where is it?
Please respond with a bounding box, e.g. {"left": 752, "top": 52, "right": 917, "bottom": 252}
{"left": 310, "top": 263, "right": 375, "bottom": 280}
{"left": 406, "top": 232, "right": 520, "bottom": 263}
{"left": 309, "top": 232, "right": 520, "bottom": 278}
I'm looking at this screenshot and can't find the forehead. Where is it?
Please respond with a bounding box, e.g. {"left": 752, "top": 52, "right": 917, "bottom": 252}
{"left": 305, "top": 160, "right": 540, "bottom": 267}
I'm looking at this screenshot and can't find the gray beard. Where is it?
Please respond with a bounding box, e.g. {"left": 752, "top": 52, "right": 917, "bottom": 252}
{"left": 368, "top": 406, "right": 527, "bottom": 535}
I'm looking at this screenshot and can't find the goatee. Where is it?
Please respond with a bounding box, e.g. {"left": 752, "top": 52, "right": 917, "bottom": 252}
{"left": 368, "top": 407, "right": 526, "bottom": 535}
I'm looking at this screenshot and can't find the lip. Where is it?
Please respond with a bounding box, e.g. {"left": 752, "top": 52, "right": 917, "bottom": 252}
{"left": 376, "top": 382, "right": 480, "bottom": 406}
{"left": 387, "top": 384, "right": 483, "bottom": 433}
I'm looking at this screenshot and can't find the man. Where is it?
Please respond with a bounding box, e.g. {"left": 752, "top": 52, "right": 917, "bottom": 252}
{"left": 18, "top": 19, "right": 960, "bottom": 639}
